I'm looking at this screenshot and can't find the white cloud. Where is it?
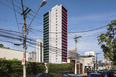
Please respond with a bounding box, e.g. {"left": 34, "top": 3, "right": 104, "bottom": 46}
{"left": 69, "top": 12, "right": 116, "bottom": 24}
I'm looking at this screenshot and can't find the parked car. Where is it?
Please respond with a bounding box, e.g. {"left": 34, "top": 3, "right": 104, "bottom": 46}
{"left": 35, "top": 73, "right": 55, "bottom": 77}
{"left": 107, "top": 69, "right": 116, "bottom": 77}
{"left": 62, "top": 71, "right": 74, "bottom": 77}
{"left": 111, "top": 69, "right": 116, "bottom": 77}
{"left": 67, "top": 74, "right": 83, "bottom": 77}
{"left": 82, "top": 76, "right": 87, "bottom": 77}
{"left": 88, "top": 73, "right": 102, "bottom": 77}
{"left": 97, "top": 71, "right": 107, "bottom": 77}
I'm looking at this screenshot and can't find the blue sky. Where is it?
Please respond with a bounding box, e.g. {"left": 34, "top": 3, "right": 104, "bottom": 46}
{"left": 0, "top": 0, "right": 116, "bottom": 61}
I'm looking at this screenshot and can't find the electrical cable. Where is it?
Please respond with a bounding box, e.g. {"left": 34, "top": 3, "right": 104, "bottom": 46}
{"left": 0, "top": 39, "right": 63, "bottom": 57}
{"left": 0, "top": 0, "right": 21, "bottom": 14}
{"left": 0, "top": 19, "right": 8, "bottom": 21}
{"left": 15, "top": 0, "right": 36, "bottom": 14}
{"left": 0, "top": 30, "right": 65, "bottom": 54}
{"left": 0, "top": 28, "right": 21, "bottom": 34}
{"left": 12, "top": 0, "right": 21, "bottom": 34}
{"left": 0, "top": 0, "right": 40, "bottom": 24}
{"left": 68, "top": 26, "right": 107, "bottom": 33}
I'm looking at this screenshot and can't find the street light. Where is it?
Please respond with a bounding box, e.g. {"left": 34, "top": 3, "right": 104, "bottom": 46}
{"left": 40, "top": 0, "right": 47, "bottom": 7}
{"left": 27, "top": 0, "right": 47, "bottom": 31}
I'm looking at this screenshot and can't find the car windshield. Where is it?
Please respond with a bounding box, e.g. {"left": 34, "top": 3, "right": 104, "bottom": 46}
{"left": 69, "top": 74, "right": 82, "bottom": 77}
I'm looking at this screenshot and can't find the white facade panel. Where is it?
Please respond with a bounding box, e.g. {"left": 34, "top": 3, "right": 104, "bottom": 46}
{"left": 49, "top": 5, "right": 63, "bottom": 63}
{"left": 0, "top": 48, "right": 28, "bottom": 61}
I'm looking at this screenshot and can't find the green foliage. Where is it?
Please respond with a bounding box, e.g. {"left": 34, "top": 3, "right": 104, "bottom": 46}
{"left": 0, "top": 58, "right": 10, "bottom": 77}
{"left": 47, "top": 63, "right": 72, "bottom": 77}
{"left": 111, "top": 65, "right": 116, "bottom": 69}
{"left": 0, "top": 58, "right": 45, "bottom": 77}
{"left": 27, "top": 62, "right": 45, "bottom": 76}
{"left": 0, "top": 58, "right": 72, "bottom": 77}
{"left": 98, "top": 20, "right": 116, "bottom": 65}
{"left": 0, "top": 44, "right": 4, "bottom": 48}
{"left": 0, "top": 44, "right": 10, "bottom": 49}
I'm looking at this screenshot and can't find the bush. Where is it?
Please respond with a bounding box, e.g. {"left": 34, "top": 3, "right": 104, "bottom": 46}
{"left": 27, "top": 62, "right": 45, "bottom": 76}
{"left": 0, "top": 58, "right": 45, "bottom": 77}
{"left": 0, "top": 58, "right": 72, "bottom": 77}
{"left": 111, "top": 65, "right": 116, "bottom": 69}
{"left": 47, "top": 63, "right": 72, "bottom": 77}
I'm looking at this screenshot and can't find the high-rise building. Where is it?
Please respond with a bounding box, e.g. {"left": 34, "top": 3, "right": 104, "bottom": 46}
{"left": 43, "top": 5, "right": 68, "bottom": 63}
{"left": 28, "top": 50, "right": 36, "bottom": 62}
{"left": 36, "top": 39, "right": 43, "bottom": 62}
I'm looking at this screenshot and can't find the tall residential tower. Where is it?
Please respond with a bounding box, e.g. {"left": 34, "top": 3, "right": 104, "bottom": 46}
{"left": 43, "top": 5, "right": 68, "bottom": 63}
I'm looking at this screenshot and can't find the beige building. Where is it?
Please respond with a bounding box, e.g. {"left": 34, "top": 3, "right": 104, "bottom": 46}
{"left": 80, "top": 51, "right": 95, "bottom": 73}
{"left": 0, "top": 48, "right": 28, "bottom": 61}
{"left": 67, "top": 50, "right": 96, "bottom": 74}
{"left": 36, "top": 39, "right": 43, "bottom": 62}
{"left": 80, "top": 55, "right": 95, "bottom": 73}
{"left": 28, "top": 50, "right": 36, "bottom": 62}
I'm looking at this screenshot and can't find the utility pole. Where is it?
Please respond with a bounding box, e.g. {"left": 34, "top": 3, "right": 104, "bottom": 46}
{"left": 74, "top": 35, "right": 82, "bottom": 74}
{"left": 95, "top": 53, "right": 100, "bottom": 70}
{"left": 21, "top": 8, "right": 31, "bottom": 77}
{"left": 20, "top": 0, "right": 46, "bottom": 77}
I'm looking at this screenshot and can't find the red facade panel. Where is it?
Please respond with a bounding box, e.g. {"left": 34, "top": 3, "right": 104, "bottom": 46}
{"left": 62, "top": 6, "right": 68, "bottom": 62}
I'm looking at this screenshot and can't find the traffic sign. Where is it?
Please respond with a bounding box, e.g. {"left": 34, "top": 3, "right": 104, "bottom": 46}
{"left": 22, "top": 58, "right": 25, "bottom": 65}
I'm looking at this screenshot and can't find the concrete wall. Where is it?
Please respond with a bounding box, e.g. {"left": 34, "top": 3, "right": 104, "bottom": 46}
{"left": 0, "top": 48, "right": 28, "bottom": 61}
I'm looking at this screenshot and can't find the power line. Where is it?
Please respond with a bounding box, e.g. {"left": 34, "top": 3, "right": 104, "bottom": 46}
{"left": 0, "top": 33, "right": 63, "bottom": 55}
{"left": 6, "top": 0, "right": 22, "bottom": 10}
{"left": 0, "top": 28, "right": 21, "bottom": 34}
{"left": 15, "top": 0, "right": 36, "bottom": 14}
{"left": 0, "top": 0, "right": 21, "bottom": 14}
{"left": 29, "top": 30, "right": 43, "bottom": 37}
{"left": 68, "top": 26, "right": 107, "bottom": 33}
{"left": 11, "top": 0, "right": 42, "bottom": 24}
{"left": 0, "top": 28, "right": 37, "bottom": 42}
{"left": 0, "top": 19, "right": 8, "bottom": 21}
{"left": 0, "top": 39, "right": 63, "bottom": 56}
{"left": 0, "top": 29, "right": 64, "bottom": 54}
{"left": 12, "top": 0, "right": 20, "bottom": 33}
{"left": 0, "top": 0, "right": 40, "bottom": 24}
{"left": 0, "top": 33, "right": 22, "bottom": 41}
{"left": 30, "top": 25, "right": 107, "bottom": 34}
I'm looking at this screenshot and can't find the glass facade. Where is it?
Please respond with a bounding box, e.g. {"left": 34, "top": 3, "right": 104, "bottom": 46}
{"left": 43, "top": 12, "right": 49, "bottom": 62}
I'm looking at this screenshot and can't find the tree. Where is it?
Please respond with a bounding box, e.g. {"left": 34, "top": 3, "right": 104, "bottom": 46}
{"left": 0, "top": 44, "right": 4, "bottom": 48}
{"left": 0, "top": 44, "right": 10, "bottom": 49}
{"left": 98, "top": 20, "right": 116, "bottom": 65}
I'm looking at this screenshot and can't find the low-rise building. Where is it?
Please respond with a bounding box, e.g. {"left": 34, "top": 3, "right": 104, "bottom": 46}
{"left": 80, "top": 55, "right": 95, "bottom": 73}
{"left": 80, "top": 51, "right": 95, "bottom": 73}
{"left": 68, "top": 50, "right": 96, "bottom": 74}
{"left": 0, "top": 48, "right": 28, "bottom": 61}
